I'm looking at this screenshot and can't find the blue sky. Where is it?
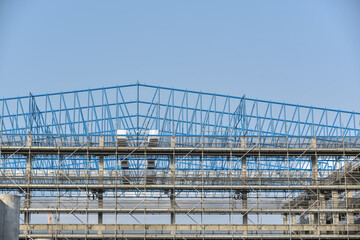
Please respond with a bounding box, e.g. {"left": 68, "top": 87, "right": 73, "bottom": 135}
{"left": 0, "top": 0, "right": 359, "bottom": 111}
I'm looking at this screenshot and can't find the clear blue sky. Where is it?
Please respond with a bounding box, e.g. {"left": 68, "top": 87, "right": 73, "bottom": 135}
{"left": 1, "top": 0, "right": 359, "bottom": 111}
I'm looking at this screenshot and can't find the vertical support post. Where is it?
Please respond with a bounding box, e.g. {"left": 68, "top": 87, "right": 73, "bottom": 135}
{"left": 170, "top": 134, "right": 176, "bottom": 229}
{"left": 241, "top": 156, "right": 248, "bottom": 235}
{"left": 311, "top": 137, "right": 317, "bottom": 149}
{"left": 27, "top": 135, "right": 32, "bottom": 147}
{"left": 290, "top": 213, "right": 297, "bottom": 237}
{"left": 311, "top": 156, "right": 318, "bottom": 183}
{"left": 311, "top": 155, "right": 318, "bottom": 234}
{"left": 311, "top": 137, "right": 317, "bottom": 189}
{"left": 170, "top": 152, "right": 176, "bottom": 235}
{"left": 319, "top": 191, "right": 326, "bottom": 235}
{"left": 241, "top": 136, "right": 246, "bottom": 148}
{"left": 309, "top": 213, "right": 316, "bottom": 224}
{"left": 332, "top": 191, "right": 339, "bottom": 234}
{"left": 283, "top": 214, "right": 288, "bottom": 234}
{"left": 171, "top": 136, "right": 176, "bottom": 148}
{"left": 291, "top": 214, "right": 298, "bottom": 235}
{"left": 347, "top": 190, "right": 354, "bottom": 225}
{"left": 319, "top": 191, "right": 326, "bottom": 225}
{"left": 99, "top": 135, "right": 104, "bottom": 148}
{"left": 98, "top": 136, "right": 104, "bottom": 234}
{"left": 299, "top": 215, "right": 306, "bottom": 234}
{"left": 98, "top": 155, "right": 104, "bottom": 233}
{"left": 25, "top": 135, "right": 32, "bottom": 234}
{"left": 25, "top": 154, "right": 32, "bottom": 219}
{"left": 24, "top": 155, "right": 31, "bottom": 234}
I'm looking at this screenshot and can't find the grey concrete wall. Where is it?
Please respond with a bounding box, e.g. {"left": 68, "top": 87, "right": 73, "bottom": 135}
{"left": 0, "top": 199, "right": 4, "bottom": 239}
{"left": 0, "top": 194, "right": 20, "bottom": 240}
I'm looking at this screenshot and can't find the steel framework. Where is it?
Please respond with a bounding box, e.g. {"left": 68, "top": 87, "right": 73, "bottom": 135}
{"left": 0, "top": 83, "right": 359, "bottom": 239}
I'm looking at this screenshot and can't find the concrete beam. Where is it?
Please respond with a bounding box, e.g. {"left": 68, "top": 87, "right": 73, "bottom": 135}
{"left": 17, "top": 233, "right": 360, "bottom": 240}
{"left": 20, "top": 208, "right": 360, "bottom": 214}
{"left": 2, "top": 184, "right": 360, "bottom": 191}
{"left": 19, "top": 223, "right": 360, "bottom": 232}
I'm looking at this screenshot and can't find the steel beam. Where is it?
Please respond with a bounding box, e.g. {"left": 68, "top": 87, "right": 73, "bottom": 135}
{"left": 20, "top": 208, "right": 360, "bottom": 214}
{"left": 2, "top": 184, "right": 360, "bottom": 190}
{"left": 1, "top": 146, "right": 359, "bottom": 156}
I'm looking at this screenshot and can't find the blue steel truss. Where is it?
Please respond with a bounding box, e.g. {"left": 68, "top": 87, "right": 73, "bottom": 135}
{"left": 0, "top": 83, "right": 359, "bottom": 198}
{"left": 1, "top": 83, "right": 359, "bottom": 138}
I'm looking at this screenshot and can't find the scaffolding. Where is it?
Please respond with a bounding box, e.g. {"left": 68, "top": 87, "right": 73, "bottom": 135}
{"left": 0, "top": 83, "right": 359, "bottom": 239}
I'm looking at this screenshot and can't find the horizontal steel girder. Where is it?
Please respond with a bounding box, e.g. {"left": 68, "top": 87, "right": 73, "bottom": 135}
{"left": 1, "top": 146, "right": 360, "bottom": 156}
{"left": 3, "top": 183, "right": 360, "bottom": 190}
{"left": 20, "top": 208, "right": 360, "bottom": 214}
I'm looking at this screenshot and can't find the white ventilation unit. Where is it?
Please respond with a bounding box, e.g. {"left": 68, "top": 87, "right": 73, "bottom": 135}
{"left": 148, "top": 130, "right": 159, "bottom": 147}
{"left": 116, "top": 130, "right": 128, "bottom": 147}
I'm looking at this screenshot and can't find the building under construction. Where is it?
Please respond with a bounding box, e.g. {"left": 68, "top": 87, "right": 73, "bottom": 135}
{"left": 0, "top": 83, "right": 359, "bottom": 239}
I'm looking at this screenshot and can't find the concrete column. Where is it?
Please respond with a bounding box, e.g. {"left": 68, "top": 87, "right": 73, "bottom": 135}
{"left": 98, "top": 155, "right": 104, "bottom": 234}
{"left": 25, "top": 135, "right": 32, "bottom": 228}
{"left": 311, "top": 155, "right": 318, "bottom": 184}
{"left": 0, "top": 194, "right": 20, "bottom": 240}
{"left": 291, "top": 213, "right": 298, "bottom": 235}
{"left": 319, "top": 192, "right": 326, "bottom": 224}
{"left": 311, "top": 155, "right": 318, "bottom": 234}
{"left": 309, "top": 213, "right": 316, "bottom": 224}
{"left": 27, "top": 135, "right": 32, "bottom": 147}
{"left": 319, "top": 191, "right": 326, "bottom": 235}
{"left": 299, "top": 215, "right": 306, "bottom": 234}
{"left": 170, "top": 154, "right": 176, "bottom": 234}
{"left": 171, "top": 136, "right": 176, "bottom": 148}
{"left": 291, "top": 214, "right": 298, "bottom": 235}
{"left": 241, "top": 157, "right": 248, "bottom": 235}
{"left": 283, "top": 214, "right": 288, "bottom": 234}
{"left": 24, "top": 154, "right": 32, "bottom": 230}
{"left": 311, "top": 137, "right": 317, "bottom": 149}
{"left": 332, "top": 191, "right": 339, "bottom": 234}
{"left": 291, "top": 214, "right": 297, "bottom": 225}
{"left": 99, "top": 135, "right": 104, "bottom": 147}
{"left": 241, "top": 136, "right": 246, "bottom": 148}
{"left": 283, "top": 214, "right": 288, "bottom": 224}
{"left": 347, "top": 190, "right": 354, "bottom": 224}
{"left": 0, "top": 199, "right": 3, "bottom": 240}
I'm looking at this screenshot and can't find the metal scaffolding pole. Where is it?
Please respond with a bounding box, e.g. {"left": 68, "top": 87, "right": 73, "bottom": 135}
{"left": 170, "top": 141, "right": 176, "bottom": 236}
{"left": 24, "top": 135, "right": 32, "bottom": 235}
{"left": 98, "top": 136, "right": 104, "bottom": 232}
{"left": 241, "top": 156, "right": 248, "bottom": 236}
{"left": 98, "top": 155, "right": 104, "bottom": 234}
